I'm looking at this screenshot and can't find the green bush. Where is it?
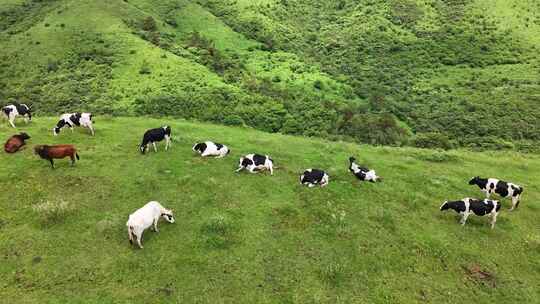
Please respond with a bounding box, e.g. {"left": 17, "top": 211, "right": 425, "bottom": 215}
{"left": 413, "top": 132, "right": 453, "bottom": 150}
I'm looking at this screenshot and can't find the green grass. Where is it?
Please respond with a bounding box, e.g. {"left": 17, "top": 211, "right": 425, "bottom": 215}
{"left": 1, "top": 117, "right": 539, "bottom": 303}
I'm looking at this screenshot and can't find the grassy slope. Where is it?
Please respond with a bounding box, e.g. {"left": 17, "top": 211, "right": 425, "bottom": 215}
{"left": 0, "top": 117, "right": 539, "bottom": 303}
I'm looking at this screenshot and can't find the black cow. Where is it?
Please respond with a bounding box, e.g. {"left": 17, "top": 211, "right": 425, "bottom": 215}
{"left": 440, "top": 198, "right": 501, "bottom": 229}
{"left": 469, "top": 176, "right": 523, "bottom": 211}
{"left": 2, "top": 103, "right": 32, "bottom": 128}
{"left": 236, "top": 154, "right": 274, "bottom": 175}
{"left": 349, "top": 157, "right": 380, "bottom": 183}
{"left": 140, "top": 126, "right": 172, "bottom": 154}
{"left": 300, "top": 169, "right": 329, "bottom": 187}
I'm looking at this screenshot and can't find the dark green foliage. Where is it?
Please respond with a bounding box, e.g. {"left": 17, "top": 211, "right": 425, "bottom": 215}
{"left": 413, "top": 132, "right": 454, "bottom": 150}
{"left": 199, "top": 0, "right": 540, "bottom": 150}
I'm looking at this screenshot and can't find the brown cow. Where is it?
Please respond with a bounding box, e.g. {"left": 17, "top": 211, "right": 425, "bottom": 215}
{"left": 34, "top": 145, "right": 80, "bottom": 168}
{"left": 4, "top": 133, "right": 30, "bottom": 153}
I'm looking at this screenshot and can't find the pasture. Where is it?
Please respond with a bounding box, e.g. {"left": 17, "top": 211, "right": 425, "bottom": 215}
{"left": 0, "top": 117, "right": 539, "bottom": 303}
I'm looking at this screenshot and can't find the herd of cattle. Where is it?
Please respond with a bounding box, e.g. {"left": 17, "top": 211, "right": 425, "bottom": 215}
{"left": 2, "top": 103, "right": 526, "bottom": 248}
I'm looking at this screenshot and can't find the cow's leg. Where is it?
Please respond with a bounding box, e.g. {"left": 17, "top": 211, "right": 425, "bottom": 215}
{"left": 128, "top": 226, "right": 133, "bottom": 244}
{"left": 490, "top": 212, "right": 498, "bottom": 229}
{"left": 49, "top": 159, "right": 55, "bottom": 169}
{"left": 235, "top": 166, "right": 244, "bottom": 173}
{"left": 308, "top": 183, "right": 315, "bottom": 188}
{"left": 153, "top": 142, "right": 157, "bottom": 152}
{"left": 165, "top": 136, "right": 171, "bottom": 150}
{"left": 70, "top": 154, "right": 76, "bottom": 166}
{"left": 137, "top": 232, "right": 143, "bottom": 249}
{"left": 153, "top": 219, "right": 159, "bottom": 232}
{"left": 8, "top": 115, "right": 16, "bottom": 128}
{"left": 88, "top": 124, "right": 95, "bottom": 136}
{"left": 268, "top": 163, "right": 274, "bottom": 175}
{"left": 460, "top": 213, "right": 470, "bottom": 226}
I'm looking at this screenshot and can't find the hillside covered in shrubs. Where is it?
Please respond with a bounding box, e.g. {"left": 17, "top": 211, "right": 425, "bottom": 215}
{"left": 1, "top": 0, "right": 539, "bottom": 151}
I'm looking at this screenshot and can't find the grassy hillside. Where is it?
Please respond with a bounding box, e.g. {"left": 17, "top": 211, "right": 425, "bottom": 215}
{"left": 1, "top": 0, "right": 539, "bottom": 150}
{"left": 1, "top": 117, "right": 539, "bottom": 303}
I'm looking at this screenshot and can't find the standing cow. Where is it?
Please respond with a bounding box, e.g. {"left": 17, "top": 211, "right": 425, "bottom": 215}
{"left": 139, "top": 126, "right": 172, "bottom": 154}
{"left": 34, "top": 145, "right": 80, "bottom": 168}
{"left": 440, "top": 198, "right": 501, "bottom": 229}
{"left": 2, "top": 103, "right": 32, "bottom": 128}
{"left": 53, "top": 113, "right": 94, "bottom": 136}
{"left": 468, "top": 176, "right": 523, "bottom": 211}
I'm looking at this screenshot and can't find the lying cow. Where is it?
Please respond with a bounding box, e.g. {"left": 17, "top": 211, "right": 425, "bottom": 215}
{"left": 127, "top": 201, "right": 175, "bottom": 249}
{"left": 192, "top": 141, "right": 230, "bottom": 158}
{"left": 236, "top": 154, "right": 274, "bottom": 175}
{"left": 4, "top": 133, "right": 30, "bottom": 153}
{"left": 440, "top": 198, "right": 501, "bottom": 229}
{"left": 468, "top": 176, "right": 523, "bottom": 211}
{"left": 53, "top": 113, "right": 94, "bottom": 136}
{"left": 34, "top": 144, "right": 79, "bottom": 168}
{"left": 2, "top": 103, "right": 32, "bottom": 128}
{"left": 349, "top": 157, "right": 381, "bottom": 183}
{"left": 140, "top": 126, "right": 172, "bottom": 154}
{"left": 300, "top": 169, "right": 329, "bottom": 187}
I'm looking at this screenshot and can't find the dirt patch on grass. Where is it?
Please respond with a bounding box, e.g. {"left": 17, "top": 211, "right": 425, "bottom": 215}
{"left": 462, "top": 264, "right": 497, "bottom": 288}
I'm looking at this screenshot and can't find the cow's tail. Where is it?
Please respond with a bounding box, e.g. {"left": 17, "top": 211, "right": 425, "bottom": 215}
{"left": 75, "top": 153, "right": 80, "bottom": 160}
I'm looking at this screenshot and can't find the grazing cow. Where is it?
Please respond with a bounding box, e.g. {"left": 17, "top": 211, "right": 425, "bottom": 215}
{"left": 53, "top": 113, "right": 94, "bottom": 136}
{"left": 126, "top": 201, "right": 175, "bottom": 249}
{"left": 2, "top": 103, "right": 32, "bottom": 128}
{"left": 440, "top": 198, "right": 501, "bottom": 229}
{"left": 300, "top": 169, "right": 329, "bottom": 187}
{"left": 4, "top": 133, "right": 30, "bottom": 153}
{"left": 192, "top": 141, "right": 230, "bottom": 158}
{"left": 34, "top": 145, "right": 79, "bottom": 168}
{"left": 236, "top": 154, "right": 274, "bottom": 175}
{"left": 469, "top": 176, "right": 523, "bottom": 211}
{"left": 140, "top": 126, "right": 172, "bottom": 154}
{"left": 349, "top": 157, "right": 381, "bottom": 183}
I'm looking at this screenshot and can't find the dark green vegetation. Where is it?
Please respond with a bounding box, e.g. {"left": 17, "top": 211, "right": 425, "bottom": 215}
{"left": 1, "top": 117, "right": 539, "bottom": 303}
{"left": 1, "top": 0, "right": 539, "bottom": 150}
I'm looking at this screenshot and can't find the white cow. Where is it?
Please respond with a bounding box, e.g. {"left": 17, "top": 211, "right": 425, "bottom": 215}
{"left": 126, "top": 201, "right": 175, "bottom": 249}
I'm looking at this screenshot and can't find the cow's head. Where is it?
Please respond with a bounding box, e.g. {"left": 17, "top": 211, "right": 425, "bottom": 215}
{"left": 349, "top": 156, "right": 356, "bottom": 163}
{"left": 468, "top": 176, "right": 480, "bottom": 185}
{"left": 19, "top": 132, "right": 30, "bottom": 140}
{"left": 161, "top": 209, "right": 175, "bottom": 223}
{"left": 53, "top": 127, "right": 61, "bottom": 136}
{"left": 192, "top": 143, "right": 202, "bottom": 153}
{"left": 139, "top": 144, "right": 147, "bottom": 154}
{"left": 34, "top": 145, "right": 47, "bottom": 157}
{"left": 439, "top": 201, "right": 450, "bottom": 211}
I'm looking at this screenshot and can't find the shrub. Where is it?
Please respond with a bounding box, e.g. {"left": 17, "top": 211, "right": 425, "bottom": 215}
{"left": 139, "top": 60, "right": 151, "bottom": 74}
{"left": 141, "top": 16, "right": 157, "bottom": 31}
{"left": 413, "top": 132, "right": 453, "bottom": 150}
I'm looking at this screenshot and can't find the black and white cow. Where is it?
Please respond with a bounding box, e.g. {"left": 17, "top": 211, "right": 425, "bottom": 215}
{"left": 440, "top": 198, "right": 501, "bottom": 229}
{"left": 300, "top": 169, "right": 329, "bottom": 187}
{"left": 236, "top": 154, "right": 274, "bottom": 175}
{"left": 140, "top": 126, "right": 172, "bottom": 154}
{"left": 468, "top": 176, "right": 523, "bottom": 211}
{"left": 349, "top": 157, "right": 381, "bottom": 183}
{"left": 53, "top": 113, "right": 94, "bottom": 136}
{"left": 192, "top": 141, "right": 230, "bottom": 158}
{"left": 2, "top": 103, "right": 32, "bottom": 128}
